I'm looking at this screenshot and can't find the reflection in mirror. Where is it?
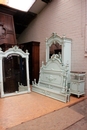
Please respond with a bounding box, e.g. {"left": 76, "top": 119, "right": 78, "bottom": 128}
{"left": 49, "top": 43, "right": 62, "bottom": 58}
{"left": 3, "top": 55, "right": 27, "bottom": 94}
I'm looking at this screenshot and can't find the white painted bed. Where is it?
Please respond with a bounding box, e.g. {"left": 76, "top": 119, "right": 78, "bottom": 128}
{"left": 32, "top": 54, "right": 70, "bottom": 103}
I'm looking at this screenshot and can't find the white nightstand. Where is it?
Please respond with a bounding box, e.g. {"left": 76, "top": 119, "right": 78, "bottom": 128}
{"left": 70, "top": 71, "right": 86, "bottom": 97}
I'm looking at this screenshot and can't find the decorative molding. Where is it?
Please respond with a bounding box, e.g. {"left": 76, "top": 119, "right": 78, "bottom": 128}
{"left": 32, "top": 54, "right": 70, "bottom": 103}
{"left": 45, "top": 33, "right": 72, "bottom": 84}
{"left": 0, "top": 46, "right": 31, "bottom": 98}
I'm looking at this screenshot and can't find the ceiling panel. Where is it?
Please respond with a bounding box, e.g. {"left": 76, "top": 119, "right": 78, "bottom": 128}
{"left": 0, "top": 0, "right": 52, "bottom": 38}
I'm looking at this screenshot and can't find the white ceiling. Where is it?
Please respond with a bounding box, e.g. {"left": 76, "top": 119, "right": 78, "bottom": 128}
{"left": 30, "top": 0, "right": 47, "bottom": 14}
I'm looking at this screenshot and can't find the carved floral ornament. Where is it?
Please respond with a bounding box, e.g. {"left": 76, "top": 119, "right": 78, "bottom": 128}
{"left": 0, "top": 46, "right": 30, "bottom": 97}
{"left": 0, "top": 22, "right": 14, "bottom": 39}
{"left": 0, "top": 46, "right": 29, "bottom": 59}
{"left": 13, "top": 45, "right": 19, "bottom": 51}
{"left": 46, "top": 33, "right": 65, "bottom": 62}
{"left": 0, "top": 22, "right": 6, "bottom": 39}
{"left": 46, "top": 33, "right": 66, "bottom": 47}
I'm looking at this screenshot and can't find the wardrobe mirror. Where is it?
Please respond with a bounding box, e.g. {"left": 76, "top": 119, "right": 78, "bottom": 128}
{"left": 49, "top": 43, "right": 62, "bottom": 58}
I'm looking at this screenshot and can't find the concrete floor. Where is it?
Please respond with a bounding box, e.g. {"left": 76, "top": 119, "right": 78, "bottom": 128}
{"left": 65, "top": 98, "right": 87, "bottom": 130}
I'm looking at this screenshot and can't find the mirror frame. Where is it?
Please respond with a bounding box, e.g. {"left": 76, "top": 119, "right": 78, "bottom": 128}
{"left": 0, "top": 46, "right": 31, "bottom": 97}
{"left": 46, "top": 33, "right": 65, "bottom": 62}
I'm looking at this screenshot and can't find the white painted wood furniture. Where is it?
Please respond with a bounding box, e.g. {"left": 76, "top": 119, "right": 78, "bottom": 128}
{"left": 32, "top": 54, "right": 70, "bottom": 103}
{"left": 0, "top": 46, "right": 31, "bottom": 97}
{"left": 46, "top": 33, "right": 72, "bottom": 82}
{"left": 70, "top": 71, "right": 86, "bottom": 97}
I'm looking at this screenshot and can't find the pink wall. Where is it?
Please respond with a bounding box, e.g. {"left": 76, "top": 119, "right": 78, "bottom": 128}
{"left": 18, "top": 0, "right": 87, "bottom": 88}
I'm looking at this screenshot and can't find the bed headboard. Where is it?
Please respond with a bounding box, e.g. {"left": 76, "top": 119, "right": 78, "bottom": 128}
{"left": 38, "top": 54, "right": 68, "bottom": 88}
{"left": 32, "top": 54, "right": 70, "bottom": 103}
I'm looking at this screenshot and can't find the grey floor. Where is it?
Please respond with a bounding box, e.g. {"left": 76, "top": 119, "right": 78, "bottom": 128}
{"left": 65, "top": 98, "right": 87, "bottom": 130}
